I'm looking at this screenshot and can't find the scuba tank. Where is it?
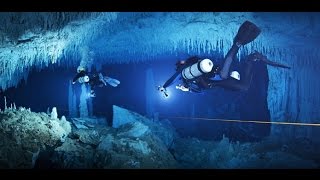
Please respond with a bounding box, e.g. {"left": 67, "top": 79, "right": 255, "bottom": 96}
{"left": 181, "top": 59, "right": 214, "bottom": 80}
{"left": 78, "top": 75, "right": 90, "bottom": 83}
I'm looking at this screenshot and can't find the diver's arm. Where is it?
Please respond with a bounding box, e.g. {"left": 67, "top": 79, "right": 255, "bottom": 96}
{"left": 72, "top": 71, "right": 85, "bottom": 83}
{"left": 206, "top": 63, "right": 253, "bottom": 91}
{"left": 158, "top": 71, "right": 181, "bottom": 97}
{"left": 162, "top": 71, "right": 181, "bottom": 89}
{"left": 219, "top": 44, "right": 240, "bottom": 79}
{"left": 162, "top": 56, "right": 201, "bottom": 88}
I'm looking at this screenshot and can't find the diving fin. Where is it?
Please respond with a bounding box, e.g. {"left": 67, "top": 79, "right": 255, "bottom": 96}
{"left": 234, "top": 21, "right": 261, "bottom": 46}
{"left": 250, "top": 51, "right": 291, "bottom": 69}
{"left": 105, "top": 77, "right": 120, "bottom": 87}
{"left": 261, "top": 58, "right": 291, "bottom": 69}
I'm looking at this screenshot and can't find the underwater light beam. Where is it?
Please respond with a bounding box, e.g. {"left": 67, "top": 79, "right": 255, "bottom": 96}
{"left": 164, "top": 117, "right": 320, "bottom": 127}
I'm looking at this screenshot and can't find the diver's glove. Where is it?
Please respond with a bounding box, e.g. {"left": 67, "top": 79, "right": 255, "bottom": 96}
{"left": 87, "top": 92, "right": 96, "bottom": 98}
{"left": 176, "top": 84, "right": 190, "bottom": 92}
{"left": 87, "top": 90, "right": 96, "bottom": 98}
{"left": 157, "top": 86, "right": 169, "bottom": 98}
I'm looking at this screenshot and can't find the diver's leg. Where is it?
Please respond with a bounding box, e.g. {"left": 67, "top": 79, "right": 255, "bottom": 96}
{"left": 98, "top": 73, "right": 107, "bottom": 86}
{"left": 211, "top": 78, "right": 245, "bottom": 91}
{"left": 212, "top": 60, "right": 254, "bottom": 91}
{"left": 72, "top": 72, "right": 84, "bottom": 84}
{"left": 238, "top": 60, "right": 255, "bottom": 90}
{"left": 219, "top": 43, "right": 240, "bottom": 79}
{"left": 219, "top": 21, "right": 261, "bottom": 80}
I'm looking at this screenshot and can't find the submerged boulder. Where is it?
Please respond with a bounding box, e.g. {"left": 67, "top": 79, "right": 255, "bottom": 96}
{"left": 72, "top": 117, "right": 107, "bottom": 129}
{"left": 112, "top": 105, "right": 138, "bottom": 128}
{"left": 50, "top": 126, "right": 178, "bottom": 168}
{"left": 117, "top": 121, "right": 151, "bottom": 138}
{"left": 1, "top": 105, "right": 179, "bottom": 168}
{"left": 0, "top": 107, "right": 71, "bottom": 168}
{"left": 112, "top": 105, "right": 178, "bottom": 149}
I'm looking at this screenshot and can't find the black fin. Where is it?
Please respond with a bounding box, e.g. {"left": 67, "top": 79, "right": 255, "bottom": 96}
{"left": 234, "top": 21, "right": 261, "bottom": 46}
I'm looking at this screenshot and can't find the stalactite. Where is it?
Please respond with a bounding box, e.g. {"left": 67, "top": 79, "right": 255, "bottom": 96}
{"left": 0, "top": 12, "right": 118, "bottom": 91}
{"left": 0, "top": 13, "right": 319, "bottom": 143}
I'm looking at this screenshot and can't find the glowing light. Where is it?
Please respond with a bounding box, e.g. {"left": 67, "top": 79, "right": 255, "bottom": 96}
{"left": 157, "top": 86, "right": 175, "bottom": 102}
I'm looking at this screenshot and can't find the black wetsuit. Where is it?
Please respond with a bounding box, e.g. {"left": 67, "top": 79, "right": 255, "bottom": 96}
{"left": 210, "top": 58, "right": 255, "bottom": 91}
{"left": 162, "top": 56, "right": 214, "bottom": 93}
{"left": 88, "top": 73, "right": 104, "bottom": 89}
{"left": 163, "top": 57, "right": 207, "bottom": 90}
{"left": 162, "top": 20, "right": 264, "bottom": 93}
{"left": 73, "top": 71, "right": 105, "bottom": 90}
{"left": 162, "top": 53, "right": 256, "bottom": 93}
{"left": 72, "top": 70, "right": 86, "bottom": 84}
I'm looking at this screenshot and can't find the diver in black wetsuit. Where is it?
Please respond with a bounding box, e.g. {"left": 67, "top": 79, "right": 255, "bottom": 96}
{"left": 158, "top": 21, "right": 290, "bottom": 97}
{"left": 72, "top": 67, "right": 120, "bottom": 97}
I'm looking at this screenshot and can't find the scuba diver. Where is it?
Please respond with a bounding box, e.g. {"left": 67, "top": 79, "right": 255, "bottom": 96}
{"left": 158, "top": 21, "right": 290, "bottom": 97}
{"left": 72, "top": 67, "right": 120, "bottom": 97}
